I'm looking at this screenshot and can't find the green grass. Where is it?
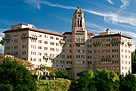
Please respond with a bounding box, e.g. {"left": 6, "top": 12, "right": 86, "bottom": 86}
{"left": 37, "top": 78, "right": 71, "bottom": 91}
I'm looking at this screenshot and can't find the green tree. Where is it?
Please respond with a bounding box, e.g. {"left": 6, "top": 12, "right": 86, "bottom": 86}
{"left": 120, "top": 74, "right": 136, "bottom": 91}
{"left": 0, "top": 84, "right": 13, "bottom": 91}
{"left": 56, "top": 70, "right": 68, "bottom": 78}
{"left": 69, "top": 70, "right": 96, "bottom": 91}
{"left": 132, "top": 51, "right": 136, "bottom": 73}
{"left": 0, "top": 39, "right": 4, "bottom": 46}
{"left": 95, "top": 69, "right": 119, "bottom": 91}
{"left": 0, "top": 59, "right": 37, "bottom": 91}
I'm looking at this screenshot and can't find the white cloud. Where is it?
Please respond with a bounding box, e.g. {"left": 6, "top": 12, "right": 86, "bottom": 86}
{"left": 83, "top": 9, "right": 136, "bottom": 27}
{"left": 86, "top": 22, "right": 105, "bottom": 33}
{"left": 107, "top": 0, "right": 114, "bottom": 4}
{"left": 24, "top": 0, "right": 136, "bottom": 27}
{"left": 23, "top": 0, "right": 136, "bottom": 47}
{"left": 23, "top": 0, "right": 76, "bottom": 10}
{"left": 110, "top": 29, "right": 136, "bottom": 39}
{"left": 23, "top": 0, "right": 42, "bottom": 9}
{"left": 120, "top": 0, "right": 130, "bottom": 9}
{"left": 0, "top": 31, "right": 4, "bottom": 54}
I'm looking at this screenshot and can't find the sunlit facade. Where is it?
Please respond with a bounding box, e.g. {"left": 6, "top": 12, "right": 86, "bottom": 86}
{"left": 3, "top": 8, "right": 132, "bottom": 78}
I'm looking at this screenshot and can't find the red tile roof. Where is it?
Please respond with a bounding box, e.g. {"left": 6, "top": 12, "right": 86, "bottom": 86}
{"left": 3, "top": 28, "right": 64, "bottom": 37}
{"left": 63, "top": 32, "right": 94, "bottom": 36}
{"left": 63, "top": 32, "right": 72, "bottom": 35}
{"left": 93, "top": 33, "right": 132, "bottom": 39}
{"left": 87, "top": 32, "right": 94, "bottom": 36}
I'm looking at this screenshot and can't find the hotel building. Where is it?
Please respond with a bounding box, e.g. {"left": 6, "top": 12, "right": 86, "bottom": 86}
{"left": 3, "top": 8, "right": 132, "bottom": 78}
{"left": 3, "top": 24, "right": 64, "bottom": 68}
{"left": 93, "top": 29, "right": 132, "bottom": 75}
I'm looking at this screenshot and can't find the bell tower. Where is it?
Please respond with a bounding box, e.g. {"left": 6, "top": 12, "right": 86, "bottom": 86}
{"left": 72, "top": 7, "right": 86, "bottom": 32}
{"left": 71, "top": 7, "right": 87, "bottom": 78}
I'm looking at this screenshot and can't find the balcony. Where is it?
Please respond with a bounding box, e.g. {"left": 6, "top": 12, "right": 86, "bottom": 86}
{"left": 120, "top": 40, "right": 124, "bottom": 45}
{"left": 111, "top": 40, "right": 120, "bottom": 44}
{"left": 3, "top": 36, "right": 11, "bottom": 40}
{"left": 49, "top": 56, "right": 55, "bottom": 60}
{"left": 128, "top": 42, "right": 132, "bottom": 46}
{"left": 59, "top": 40, "right": 65, "bottom": 44}
{"left": 101, "top": 57, "right": 111, "bottom": 61}
{"left": 43, "top": 55, "right": 49, "bottom": 61}
{"left": 21, "top": 34, "right": 28, "bottom": 39}
{"left": 93, "top": 41, "right": 101, "bottom": 46}
{"left": 29, "top": 35, "right": 37, "bottom": 40}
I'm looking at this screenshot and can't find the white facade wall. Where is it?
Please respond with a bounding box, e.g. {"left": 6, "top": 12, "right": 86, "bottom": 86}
{"left": 27, "top": 31, "right": 63, "bottom": 67}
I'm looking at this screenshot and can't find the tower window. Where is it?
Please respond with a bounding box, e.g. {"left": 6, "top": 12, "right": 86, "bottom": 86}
{"left": 80, "top": 20, "right": 82, "bottom": 27}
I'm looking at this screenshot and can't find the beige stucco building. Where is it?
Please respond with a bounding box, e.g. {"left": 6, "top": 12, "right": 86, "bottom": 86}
{"left": 3, "top": 8, "right": 132, "bottom": 78}
{"left": 93, "top": 29, "right": 132, "bottom": 75}
{"left": 4, "top": 24, "right": 64, "bottom": 68}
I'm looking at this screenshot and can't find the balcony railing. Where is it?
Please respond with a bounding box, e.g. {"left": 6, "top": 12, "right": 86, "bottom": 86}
{"left": 29, "top": 35, "right": 37, "bottom": 40}
{"left": 120, "top": 40, "right": 124, "bottom": 44}
{"left": 59, "top": 40, "right": 65, "bottom": 44}
{"left": 128, "top": 42, "right": 132, "bottom": 46}
{"left": 21, "top": 35, "right": 28, "bottom": 39}
{"left": 111, "top": 40, "right": 120, "bottom": 44}
{"left": 3, "top": 36, "right": 11, "bottom": 40}
{"left": 101, "top": 57, "right": 111, "bottom": 61}
{"left": 93, "top": 41, "right": 102, "bottom": 46}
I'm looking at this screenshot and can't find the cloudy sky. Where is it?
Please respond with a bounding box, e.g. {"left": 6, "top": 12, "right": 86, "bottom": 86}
{"left": 0, "top": 0, "right": 136, "bottom": 51}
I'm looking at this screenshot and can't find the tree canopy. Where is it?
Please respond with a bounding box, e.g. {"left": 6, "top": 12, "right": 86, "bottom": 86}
{"left": 0, "top": 59, "right": 37, "bottom": 91}
{"left": 132, "top": 51, "right": 136, "bottom": 73}
{"left": 0, "top": 39, "right": 4, "bottom": 46}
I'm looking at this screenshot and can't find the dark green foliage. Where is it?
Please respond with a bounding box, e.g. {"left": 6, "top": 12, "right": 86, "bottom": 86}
{"left": 95, "top": 69, "right": 119, "bottom": 91}
{"left": 0, "top": 84, "right": 13, "bottom": 91}
{"left": 31, "top": 75, "right": 38, "bottom": 80}
{"left": 0, "top": 39, "right": 4, "bottom": 46}
{"left": 69, "top": 69, "right": 119, "bottom": 91}
{"left": 132, "top": 52, "right": 136, "bottom": 73}
{"left": 120, "top": 74, "right": 136, "bottom": 91}
{"left": 56, "top": 70, "right": 68, "bottom": 78}
{"left": 0, "top": 59, "right": 37, "bottom": 91}
{"left": 69, "top": 70, "right": 96, "bottom": 91}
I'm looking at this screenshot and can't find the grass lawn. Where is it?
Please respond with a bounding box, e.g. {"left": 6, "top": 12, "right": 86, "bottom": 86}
{"left": 37, "top": 78, "right": 71, "bottom": 91}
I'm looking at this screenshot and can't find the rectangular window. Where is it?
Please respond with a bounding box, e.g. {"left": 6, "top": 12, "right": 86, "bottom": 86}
{"left": 38, "top": 52, "right": 42, "bottom": 55}
{"left": 22, "top": 51, "right": 26, "bottom": 55}
{"left": 38, "top": 40, "right": 42, "bottom": 43}
{"left": 39, "top": 34, "right": 42, "bottom": 37}
{"left": 44, "top": 35, "right": 48, "bottom": 38}
{"left": 56, "top": 43, "right": 59, "bottom": 46}
{"left": 22, "top": 45, "right": 26, "bottom": 48}
{"left": 22, "top": 39, "right": 26, "bottom": 42}
{"left": 14, "top": 52, "right": 18, "bottom": 56}
{"left": 50, "top": 48, "right": 54, "bottom": 51}
{"left": 50, "top": 42, "right": 54, "bottom": 45}
{"left": 112, "top": 38, "right": 118, "bottom": 41}
{"left": 14, "top": 39, "right": 18, "bottom": 43}
{"left": 5, "top": 40, "right": 10, "bottom": 44}
{"left": 50, "top": 36, "right": 54, "bottom": 39}
{"left": 14, "top": 46, "right": 18, "bottom": 49}
{"left": 56, "top": 37, "right": 59, "bottom": 40}
{"left": 56, "top": 48, "right": 59, "bottom": 52}
{"left": 6, "top": 46, "right": 10, "bottom": 50}
{"left": 38, "top": 58, "right": 41, "bottom": 62}
{"left": 31, "top": 39, "right": 36, "bottom": 42}
{"left": 38, "top": 46, "right": 42, "bottom": 49}
{"left": 44, "top": 47, "right": 48, "bottom": 50}
{"left": 14, "top": 33, "right": 18, "bottom": 37}
{"left": 44, "top": 41, "right": 48, "bottom": 44}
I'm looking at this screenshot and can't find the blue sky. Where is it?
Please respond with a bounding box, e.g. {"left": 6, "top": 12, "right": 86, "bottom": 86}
{"left": 0, "top": 0, "right": 136, "bottom": 50}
